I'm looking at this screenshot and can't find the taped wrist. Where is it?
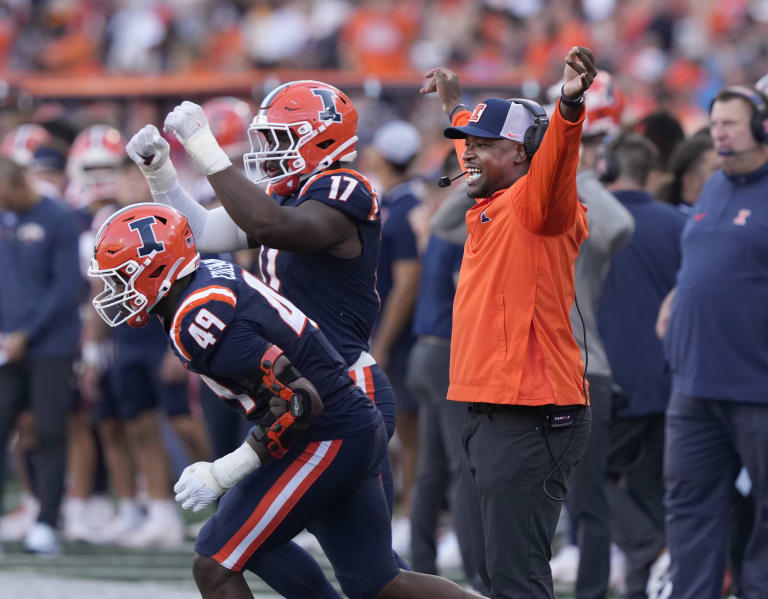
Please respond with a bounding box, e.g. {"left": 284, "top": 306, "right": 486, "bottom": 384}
{"left": 142, "top": 159, "right": 178, "bottom": 194}
{"left": 211, "top": 441, "right": 261, "bottom": 489}
{"left": 184, "top": 127, "right": 232, "bottom": 176}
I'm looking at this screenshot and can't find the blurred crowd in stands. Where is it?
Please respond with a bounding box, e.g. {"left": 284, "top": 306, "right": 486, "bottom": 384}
{"left": 3, "top": 0, "right": 768, "bottom": 129}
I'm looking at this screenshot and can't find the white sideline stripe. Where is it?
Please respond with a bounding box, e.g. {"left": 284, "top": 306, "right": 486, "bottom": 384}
{"left": 200, "top": 375, "right": 255, "bottom": 413}
{"left": 221, "top": 440, "right": 333, "bottom": 569}
{"left": 349, "top": 351, "right": 375, "bottom": 394}
{"left": 170, "top": 286, "right": 237, "bottom": 358}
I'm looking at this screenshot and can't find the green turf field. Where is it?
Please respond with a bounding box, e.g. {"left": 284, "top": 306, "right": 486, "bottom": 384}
{"left": 0, "top": 537, "right": 613, "bottom": 599}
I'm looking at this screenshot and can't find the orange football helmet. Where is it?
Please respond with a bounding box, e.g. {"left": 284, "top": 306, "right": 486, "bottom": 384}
{"left": 244, "top": 80, "right": 358, "bottom": 195}
{"left": 89, "top": 203, "right": 200, "bottom": 328}
{"left": 203, "top": 96, "right": 253, "bottom": 158}
{"left": 583, "top": 71, "right": 626, "bottom": 137}
{"left": 67, "top": 124, "right": 125, "bottom": 204}
{"left": 1, "top": 123, "right": 49, "bottom": 166}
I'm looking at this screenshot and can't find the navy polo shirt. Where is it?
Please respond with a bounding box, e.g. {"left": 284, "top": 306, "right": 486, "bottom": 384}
{"left": 0, "top": 196, "right": 82, "bottom": 357}
{"left": 412, "top": 234, "right": 463, "bottom": 339}
{"left": 374, "top": 181, "right": 420, "bottom": 348}
{"left": 664, "top": 162, "right": 768, "bottom": 403}
{"left": 598, "top": 190, "right": 686, "bottom": 416}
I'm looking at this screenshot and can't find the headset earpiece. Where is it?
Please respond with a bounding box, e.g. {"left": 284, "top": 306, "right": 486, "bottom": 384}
{"left": 509, "top": 98, "right": 549, "bottom": 159}
{"left": 595, "top": 133, "right": 622, "bottom": 184}
{"left": 712, "top": 86, "right": 768, "bottom": 144}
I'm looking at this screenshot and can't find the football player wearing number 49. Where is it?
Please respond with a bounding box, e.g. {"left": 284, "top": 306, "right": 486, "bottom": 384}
{"left": 88, "top": 202, "right": 486, "bottom": 599}
{"left": 127, "top": 81, "right": 406, "bottom": 598}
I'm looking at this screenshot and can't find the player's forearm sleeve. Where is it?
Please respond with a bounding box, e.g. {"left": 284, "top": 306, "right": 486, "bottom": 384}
{"left": 153, "top": 182, "right": 249, "bottom": 252}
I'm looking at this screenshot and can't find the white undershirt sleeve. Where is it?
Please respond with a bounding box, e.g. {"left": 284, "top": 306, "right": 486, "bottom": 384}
{"left": 153, "top": 182, "right": 250, "bottom": 253}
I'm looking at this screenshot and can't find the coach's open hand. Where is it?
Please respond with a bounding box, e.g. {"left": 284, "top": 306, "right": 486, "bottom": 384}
{"left": 419, "top": 67, "right": 462, "bottom": 117}
{"left": 562, "top": 46, "right": 597, "bottom": 99}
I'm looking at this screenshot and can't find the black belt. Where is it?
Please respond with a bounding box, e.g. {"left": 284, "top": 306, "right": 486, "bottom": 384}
{"left": 467, "top": 402, "right": 585, "bottom": 416}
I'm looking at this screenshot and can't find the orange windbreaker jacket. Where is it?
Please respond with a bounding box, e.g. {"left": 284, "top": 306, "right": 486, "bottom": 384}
{"left": 447, "top": 102, "right": 589, "bottom": 406}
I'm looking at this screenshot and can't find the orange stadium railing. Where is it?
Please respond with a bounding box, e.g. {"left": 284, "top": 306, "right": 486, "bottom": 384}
{"left": 5, "top": 69, "right": 526, "bottom": 99}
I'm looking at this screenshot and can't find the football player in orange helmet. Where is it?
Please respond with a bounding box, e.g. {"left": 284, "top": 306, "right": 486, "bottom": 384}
{"left": 1, "top": 123, "right": 49, "bottom": 166}
{"left": 65, "top": 124, "right": 125, "bottom": 210}
{"left": 203, "top": 96, "right": 253, "bottom": 159}
{"left": 580, "top": 70, "right": 627, "bottom": 178}
{"left": 89, "top": 203, "right": 200, "bottom": 328}
{"left": 243, "top": 81, "right": 358, "bottom": 196}
{"left": 89, "top": 203, "right": 487, "bottom": 599}
{"left": 127, "top": 81, "right": 406, "bottom": 595}
{"left": 582, "top": 70, "right": 626, "bottom": 138}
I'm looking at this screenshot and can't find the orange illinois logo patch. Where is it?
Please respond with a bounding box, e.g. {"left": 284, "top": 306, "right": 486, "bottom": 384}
{"left": 733, "top": 209, "right": 751, "bottom": 226}
{"left": 469, "top": 104, "right": 487, "bottom": 123}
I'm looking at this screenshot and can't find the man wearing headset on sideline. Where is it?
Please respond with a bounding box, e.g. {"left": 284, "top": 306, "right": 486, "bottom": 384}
{"left": 419, "top": 46, "right": 597, "bottom": 599}
{"left": 656, "top": 85, "right": 768, "bottom": 599}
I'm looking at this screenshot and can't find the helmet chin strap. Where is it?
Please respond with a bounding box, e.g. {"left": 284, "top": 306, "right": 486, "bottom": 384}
{"left": 145, "top": 253, "right": 200, "bottom": 314}
{"left": 301, "top": 136, "right": 359, "bottom": 182}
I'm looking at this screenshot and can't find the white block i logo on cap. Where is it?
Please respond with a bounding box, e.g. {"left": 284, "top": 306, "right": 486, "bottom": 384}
{"left": 469, "top": 104, "right": 487, "bottom": 123}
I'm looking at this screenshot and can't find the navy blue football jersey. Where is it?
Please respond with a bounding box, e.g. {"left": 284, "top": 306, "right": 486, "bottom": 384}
{"left": 260, "top": 169, "right": 381, "bottom": 364}
{"left": 164, "top": 259, "right": 379, "bottom": 440}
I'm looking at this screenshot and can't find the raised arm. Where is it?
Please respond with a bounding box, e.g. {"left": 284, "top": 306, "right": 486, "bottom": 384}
{"left": 126, "top": 125, "right": 249, "bottom": 253}
{"left": 162, "top": 102, "right": 358, "bottom": 255}
{"left": 420, "top": 67, "right": 468, "bottom": 172}
{"left": 515, "top": 47, "right": 597, "bottom": 234}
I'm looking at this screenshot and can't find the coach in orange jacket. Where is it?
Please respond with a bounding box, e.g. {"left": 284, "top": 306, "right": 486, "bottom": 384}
{"left": 420, "top": 46, "right": 597, "bottom": 598}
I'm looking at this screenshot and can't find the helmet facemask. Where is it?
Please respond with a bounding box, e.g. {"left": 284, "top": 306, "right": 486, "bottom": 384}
{"left": 243, "top": 121, "right": 311, "bottom": 194}
{"left": 89, "top": 258, "right": 151, "bottom": 327}
{"left": 243, "top": 121, "right": 358, "bottom": 196}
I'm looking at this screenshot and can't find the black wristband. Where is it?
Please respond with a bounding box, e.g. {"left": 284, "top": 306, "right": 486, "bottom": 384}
{"left": 560, "top": 84, "right": 585, "bottom": 108}
{"left": 449, "top": 104, "right": 469, "bottom": 121}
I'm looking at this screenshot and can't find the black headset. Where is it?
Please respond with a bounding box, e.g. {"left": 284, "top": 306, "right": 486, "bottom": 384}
{"left": 597, "top": 132, "right": 660, "bottom": 185}
{"left": 596, "top": 133, "right": 621, "bottom": 184}
{"left": 711, "top": 85, "right": 768, "bottom": 143}
{"left": 508, "top": 98, "right": 549, "bottom": 159}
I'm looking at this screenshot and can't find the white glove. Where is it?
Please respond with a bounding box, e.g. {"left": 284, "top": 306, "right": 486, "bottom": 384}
{"left": 125, "top": 124, "right": 178, "bottom": 194}
{"left": 174, "top": 462, "right": 224, "bottom": 512}
{"left": 164, "top": 101, "right": 231, "bottom": 176}
{"left": 173, "top": 442, "right": 261, "bottom": 512}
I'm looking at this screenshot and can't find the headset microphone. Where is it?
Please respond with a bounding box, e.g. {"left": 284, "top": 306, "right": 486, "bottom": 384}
{"left": 717, "top": 146, "right": 760, "bottom": 157}
{"left": 438, "top": 171, "right": 468, "bottom": 187}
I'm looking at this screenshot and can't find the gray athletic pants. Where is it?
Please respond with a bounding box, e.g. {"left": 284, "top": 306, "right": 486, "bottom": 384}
{"left": 462, "top": 402, "right": 591, "bottom": 598}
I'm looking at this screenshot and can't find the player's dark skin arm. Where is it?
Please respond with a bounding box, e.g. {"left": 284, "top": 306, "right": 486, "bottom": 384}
{"left": 559, "top": 46, "right": 597, "bottom": 121}
{"left": 208, "top": 167, "right": 361, "bottom": 258}
{"left": 421, "top": 46, "right": 596, "bottom": 123}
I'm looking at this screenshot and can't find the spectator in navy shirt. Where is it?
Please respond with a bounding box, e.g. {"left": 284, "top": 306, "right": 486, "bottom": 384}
{"left": 596, "top": 134, "right": 686, "bottom": 599}
{"left": 657, "top": 85, "right": 768, "bottom": 599}
{"left": 366, "top": 120, "right": 423, "bottom": 533}
{"left": 0, "top": 155, "right": 81, "bottom": 555}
